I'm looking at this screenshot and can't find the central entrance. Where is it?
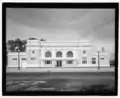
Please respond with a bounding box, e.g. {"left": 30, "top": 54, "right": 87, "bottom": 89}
{"left": 56, "top": 60, "right": 62, "bottom": 67}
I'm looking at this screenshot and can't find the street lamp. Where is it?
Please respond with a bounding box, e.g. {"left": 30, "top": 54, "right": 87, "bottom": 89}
{"left": 15, "top": 46, "right": 20, "bottom": 70}
{"left": 97, "top": 48, "right": 100, "bottom": 69}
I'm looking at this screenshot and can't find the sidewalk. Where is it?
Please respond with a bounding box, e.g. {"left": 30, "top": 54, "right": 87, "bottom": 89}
{"left": 6, "top": 67, "right": 115, "bottom": 73}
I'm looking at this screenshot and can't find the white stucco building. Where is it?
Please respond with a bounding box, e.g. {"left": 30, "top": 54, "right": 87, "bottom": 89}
{"left": 7, "top": 39, "right": 110, "bottom": 68}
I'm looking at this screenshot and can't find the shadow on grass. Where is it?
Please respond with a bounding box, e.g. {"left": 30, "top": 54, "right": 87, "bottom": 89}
{"left": 6, "top": 84, "right": 116, "bottom": 95}
{"left": 75, "top": 84, "right": 115, "bottom": 95}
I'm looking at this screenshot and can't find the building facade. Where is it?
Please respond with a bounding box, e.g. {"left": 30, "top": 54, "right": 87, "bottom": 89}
{"left": 7, "top": 39, "right": 110, "bottom": 68}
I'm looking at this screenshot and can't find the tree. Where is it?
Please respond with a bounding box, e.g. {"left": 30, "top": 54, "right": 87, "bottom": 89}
{"left": 22, "top": 40, "right": 27, "bottom": 51}
{"left": 7, "top": 40, "right": 15, "bottom": 52}
{"left": 7, "top": 38, "right": 27, "bottom": 52}
{"left": 40, "top": 38, "right": 46, "bottom": 41}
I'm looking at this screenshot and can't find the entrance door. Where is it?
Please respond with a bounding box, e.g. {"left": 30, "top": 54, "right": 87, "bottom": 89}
{"left": 56, "top": 60, "right": 62, "bottom": 67}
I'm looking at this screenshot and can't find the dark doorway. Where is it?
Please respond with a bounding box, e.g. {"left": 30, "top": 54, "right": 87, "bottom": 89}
{"left": 56, "top": 60, "right": 62, "bottom": 67}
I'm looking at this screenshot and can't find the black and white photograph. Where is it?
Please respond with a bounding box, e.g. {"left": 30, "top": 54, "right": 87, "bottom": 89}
{"left": 2, "top": 3, "right": 118, "bottom": 96}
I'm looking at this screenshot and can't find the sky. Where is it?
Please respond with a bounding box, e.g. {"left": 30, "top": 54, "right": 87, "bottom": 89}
{"left": 6, "top": 8, "right": 115, "bottom": 53}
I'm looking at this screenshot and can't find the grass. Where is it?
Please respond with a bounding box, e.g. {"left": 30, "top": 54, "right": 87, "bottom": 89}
{"left": 5, "top": 72, "right": 116, "bottom": 95}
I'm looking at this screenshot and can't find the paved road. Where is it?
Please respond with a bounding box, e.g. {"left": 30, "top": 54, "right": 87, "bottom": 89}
{"left": 7, "top": 67, "right": 114, "bottom": 72}
{"left": 6, "top": 72, "right": 115, "bottom": 94}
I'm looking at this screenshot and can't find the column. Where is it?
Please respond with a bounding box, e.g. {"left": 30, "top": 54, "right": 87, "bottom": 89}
{"left": 40, "top": 48, "right": 44, "bottom": 67}
{"left": 62, "top": 49, "right": 66, "bottom": 67}
{"left": 52, "top": 60, "right": 56, "bottom": 67}
{"left": 52, "top": 49, "right": 56, "bottom": 67}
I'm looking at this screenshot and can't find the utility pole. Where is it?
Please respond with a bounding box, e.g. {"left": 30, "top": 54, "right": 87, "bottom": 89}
{"left": 98, "top": 49, "right": 100, "bottom": 69}
{"left": 16, "top": 46, "right": 20, "bottom": 70}
{"left": 18, "top": 50, "right": 20, "bottom": 70}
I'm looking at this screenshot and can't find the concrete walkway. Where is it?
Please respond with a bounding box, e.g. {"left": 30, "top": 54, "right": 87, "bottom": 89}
{"left": 6, "top": 67, "right": 115, "bottom": 73}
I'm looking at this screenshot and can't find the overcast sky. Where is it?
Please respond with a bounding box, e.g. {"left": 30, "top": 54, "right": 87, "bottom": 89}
{"left": 6, "top": 8, "right": 115, "bottom": 53}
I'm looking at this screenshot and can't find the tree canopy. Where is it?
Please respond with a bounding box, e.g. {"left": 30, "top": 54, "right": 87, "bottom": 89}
{"left": 7, "top": 38, "right": 27, "bottom": 52}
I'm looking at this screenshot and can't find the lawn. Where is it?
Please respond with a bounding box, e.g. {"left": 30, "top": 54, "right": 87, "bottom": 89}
{"left": 5, "top": 72, "right": 116, "bottom": 95}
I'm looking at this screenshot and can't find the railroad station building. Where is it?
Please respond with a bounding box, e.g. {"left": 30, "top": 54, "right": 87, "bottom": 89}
{"left": 7, "top": 39, "right": 110, "bottom": 68}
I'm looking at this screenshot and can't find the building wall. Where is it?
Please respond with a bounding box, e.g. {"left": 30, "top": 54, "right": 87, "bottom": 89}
{"left": 7, "top": 40, "right": 110, "bottom": 68}
{"left": 8, "top": 53, "right": 18, "bottom": 67}
{"left": 26, "top": 40, "right": 41, "bottom": 67}
{"left": 26, "top": 47, "right": 40, "bottom": 67}
{"left": 41, "top": 47, "right": 79, "bottom": 67}
{"left": 7, "top": 52, "right": 26, "bottom": 68}
{"left": 99, "top": 53, "right": 110, "bottom": 66}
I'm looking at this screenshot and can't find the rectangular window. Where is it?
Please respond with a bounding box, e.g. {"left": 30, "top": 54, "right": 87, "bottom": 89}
{"left": 13, "top": 58, "right": 17, "bottom": 60}
{"left": 92, "top": 58, "right": 96, "bottom": 64}
{"left": 82, "top": 57, "right": 87, "bottom": 64}
{"left": 100, "top": 56, "right": 105, "bottom": 60}
{"left": 31, "top": 58, "right": 36, "bottom": 60}
{"left": 67, "top": 60, "right": 73, "bottom": 64}
{"left": 101, "top": 57, "right": 104, "bottom": 60}
{"left": 45, "top": 60, "right": 52, "bottom": 64}
{"left": 22, "top": 58, "right": 26, "bottom": 60}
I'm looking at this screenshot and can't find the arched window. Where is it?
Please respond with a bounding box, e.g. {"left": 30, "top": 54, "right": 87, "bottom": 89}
{"left": 45, "top": 51, "right": 52, "bottom": 57}
{"left": 56, "top": 51, "right": 62, "bottom": 57}
{"left": 67, "top": 51, "right": 73, "bottom": 57}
